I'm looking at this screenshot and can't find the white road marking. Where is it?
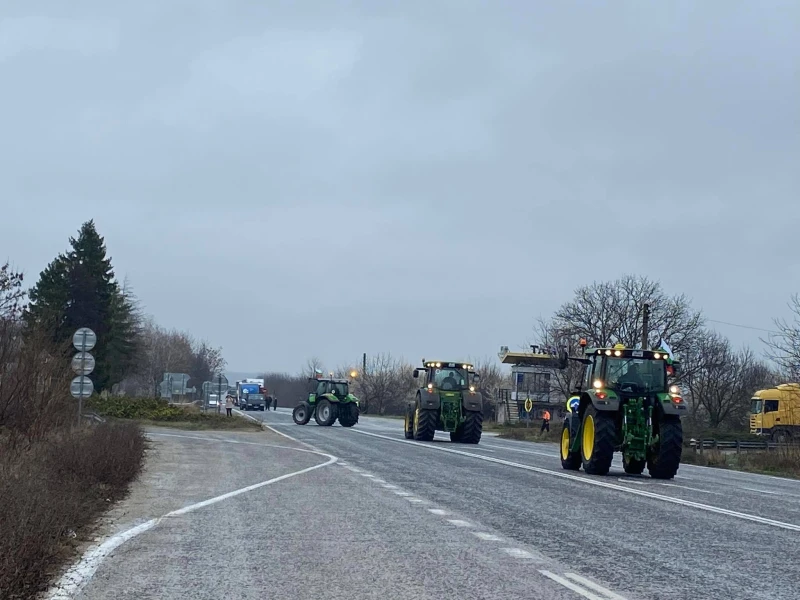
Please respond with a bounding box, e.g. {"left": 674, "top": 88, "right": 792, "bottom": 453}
{"left": 540, "top": 570, "right": 609, "bottom": 600}
{"left": 502, "top": 548, "right": 540, "bottom": 560}
{"left": 472, "top": 532, "right": 503, "bottom": 541}
{"left": 564, "top": 573, "right": 628, "bottom": 600}
{"left": 428, "top": 508, "right": 449, "bottom": 516}
{"left": 351, "top": 429, "right": 800, "bottom": 532}
{"left": 740, "top": 486, "right": 782, "bottom": 495}
{"left": 405, "top": 497, "right": 424, "bottom": 503}
{"left": 447, "top": 519, "right": 473, "bottom": 527}
{"left": 360, "top": 473, "right": 376, "bottom": 478}
{"left": 617, "top": 478, "right": 648, "bottom": 485}
{"left": 47, "top": 430, "right": 337, "bottom": 599}
{"left": 372, "top": 478, "right": 386, "bottom": 483}
{"left": 393, "top": 490, "right": 412, "bottom": 496}
{"left": 482, "top": 443, "right": 558, "bottom": 458}
{"left": 382, "top": 484, "right": 399, "bottom": 490}
{"left": 657, "top": 483, "right": 721, "bottom": 495}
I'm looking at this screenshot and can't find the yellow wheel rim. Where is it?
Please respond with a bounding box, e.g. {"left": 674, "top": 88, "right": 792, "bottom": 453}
{"left": 414, "top": 407, "right": 420, "bottom": 432}
{"left": 561, "top": 427, "right": 571, "bottom": 459}
{"left": 582, "top": 414, "right": 595, "bottom": 461}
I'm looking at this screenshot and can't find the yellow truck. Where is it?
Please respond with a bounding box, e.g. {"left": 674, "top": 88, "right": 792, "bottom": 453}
{"left": 750, "top": 383, "right": 800, "bottom": 441}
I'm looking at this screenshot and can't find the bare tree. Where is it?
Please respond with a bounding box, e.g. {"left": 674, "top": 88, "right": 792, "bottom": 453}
{"left": 303, "top": 356, "right": 324, "bottom": 378}
{"left": 552, "top": 275, "right": 705, "bottom": 357}
{"left": 469, "top": 357, "right": 511, "bottom": 420}
{"left": 355, "top": 353, "right": 416, "bottom": 415}
{"left": 764, "top": 294, "right": 800, "bottom": 379}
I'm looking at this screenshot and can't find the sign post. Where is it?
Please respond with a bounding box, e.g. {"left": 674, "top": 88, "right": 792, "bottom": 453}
{"left": 214, "top": 373, "right": 228, "bottom": 415}
{"left": 71, "top": 327, "right": 97, "bottom": 426}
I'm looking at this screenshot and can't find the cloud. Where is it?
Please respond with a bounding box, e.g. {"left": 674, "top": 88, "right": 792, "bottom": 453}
{"left": 0, "top": 16, "right": 119, "bottom": 62}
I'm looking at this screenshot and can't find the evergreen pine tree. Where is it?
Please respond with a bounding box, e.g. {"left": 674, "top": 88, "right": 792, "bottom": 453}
{"left": 25, "top": 221, "right": 139, "bottom": 392}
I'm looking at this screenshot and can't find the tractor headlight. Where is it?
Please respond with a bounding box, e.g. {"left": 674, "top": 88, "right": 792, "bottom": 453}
{"left": 670, "top": 385, "right": 680, "bottom": 394}
{"left": 427, "top": 383, "right": 433, "bottom": 390}
{"left": 593, "top": 380, "right": 603, "bottom": 389}
{"left": 654, "top": 352, "right": 661, "bottom": 359}
{"left": 469, "top": 386, "right": 475, "bottom": 393}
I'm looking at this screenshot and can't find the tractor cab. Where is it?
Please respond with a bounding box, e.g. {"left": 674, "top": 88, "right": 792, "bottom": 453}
{"left": 313, "top": 378, "right": 350, "bottom": 399}
{"left": 581, "top": 344, "right": 675, "bottom": 398}
{"left": 413, "top": 360, "right": 479, "bottom": 392}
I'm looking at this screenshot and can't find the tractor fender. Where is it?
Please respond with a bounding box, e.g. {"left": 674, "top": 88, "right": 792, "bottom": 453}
{"left": 320, "top": 393, "right": 340, "bottom": 403}
{"left": 564, "top": 412, "right": 581, "bottom": 436}
{"left": 658, "top": 395, "right": 688, "bottom": 417}
{"left": 418, "top": 389, "right": 441, "bottom": 410}
{"left": 582, "top": 390, "right": 620, "bottom": 413}
{"left": 461, "top": 390, "right": 482, "bottom": 412}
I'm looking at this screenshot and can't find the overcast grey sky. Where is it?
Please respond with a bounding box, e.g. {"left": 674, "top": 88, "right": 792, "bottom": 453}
{"left": 1, "top": 1, "right": 798, "bottom": 374}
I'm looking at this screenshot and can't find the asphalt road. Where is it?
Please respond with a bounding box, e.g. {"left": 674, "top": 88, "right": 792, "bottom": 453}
{"left": 48, "top": 411, "right": 800, "bottom": 600}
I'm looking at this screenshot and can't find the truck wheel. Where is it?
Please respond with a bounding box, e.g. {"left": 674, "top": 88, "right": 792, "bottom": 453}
{"left": 622, "top": 454, "right": 646, "bottom": 475}
{"left": 337, "top": 403, "right": 359, "bottom": 427}
{"left": 581, "top": 406, "right": 615, "bottom": 475}
{"left": 560, "top": 421, "right": 581, "bottom": 471}
{"left": 648, "top": 415, "right": 682, "bottom": 479}
{"left": 403, "top": 409, "right": 414, "bottom": 439}
{"left": 459, "top": 410, "right": 482, "bottom": 444}
{"left": 413, "top": 404, "right": 437, "bottom": 441}
{"left": 292, "top": 402, "right": 312, "bottom": 425}
{"left": 314, "top": 399, "right": 337, "bottom": 426}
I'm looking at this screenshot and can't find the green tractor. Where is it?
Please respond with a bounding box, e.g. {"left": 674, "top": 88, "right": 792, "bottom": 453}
{"left": 403, "top": 360, "right": 483, "bottom": 443}
{"left": 292, "top": 376, "right": 360, "bottom": 427}
{"left": 560, "top": 343, "right": 686, "bottom": 479}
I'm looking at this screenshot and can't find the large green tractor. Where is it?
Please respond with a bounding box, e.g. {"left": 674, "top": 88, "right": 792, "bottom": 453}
{"left": 560, "top": 343, "right": 686, "bottom": 479}
{"left": 404, "top": 360, "right": 483, "bottom": 444}
{"left": 292, "top": 376, "right": 360, "bottom": 427}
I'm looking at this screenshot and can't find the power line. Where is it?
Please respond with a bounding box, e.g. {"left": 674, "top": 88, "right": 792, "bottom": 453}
{"left": 705, "top": 318, "right": 779, "bottom": 335}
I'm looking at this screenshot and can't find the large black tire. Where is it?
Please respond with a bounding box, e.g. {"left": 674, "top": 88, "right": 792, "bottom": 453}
{"left": 560, "top": 421, "right": 581, "bottom": 471}
{"left": 403, "top": 408, "right": 415, "bottom": 439}
{"left": 459, "top": 410, "right": 483, "bottom": 444}
{"left": 413, "top": 403, "right": 437, "bottom": 441}
{"left": 314, "top": 399, "right": 338, "bottom": 426}
{"left": 337, "top": 402, "right": 359, "bottom": 427}
{"left": 449, "top": 429, "right": 462, "bottom": 442}
{"left": 581, "top": 405, "right": 616, "bottom": 475}
{"left": 292, "top": 402, "right": 312, "bottom": 425}
{"left": 622, "top": 454, "right": 646, "bottom": 475}
{"left": 648, "top": 415, "right": 682, "bottom": 479}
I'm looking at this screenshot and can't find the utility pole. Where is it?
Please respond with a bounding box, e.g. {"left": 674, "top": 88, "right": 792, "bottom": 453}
{"left": 362, "top": 352, "right": 367, "bottom": 375}
{"left": 641, "top": 303, "right": 650, "bottom": 350}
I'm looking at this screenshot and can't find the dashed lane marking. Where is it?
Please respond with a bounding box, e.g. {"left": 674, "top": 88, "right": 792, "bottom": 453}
{"left": 472, "top": 532, "right": 503, "bottom": 541}
{"left": 447, "top": 519, "right": 473, "bottom": 528}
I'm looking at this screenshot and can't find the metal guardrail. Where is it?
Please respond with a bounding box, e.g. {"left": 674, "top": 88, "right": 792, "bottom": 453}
{"left": 80, "top": 412, "right": 106, "bottom": 423}
{"left": 688, "top": 438, "right": 798, "bottom": 451}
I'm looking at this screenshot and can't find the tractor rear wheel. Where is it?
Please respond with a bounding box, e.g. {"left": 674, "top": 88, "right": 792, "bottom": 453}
{"left": 337, "top": 402, "right": 359, "bottom": 427}
{"left": 459, "top": 410, "right": 483, "bottom": 444}
{"left": 314, "top": 399, "right": 337, "bottom": 426}
{"left": 581, "top": 406, "right": 615, "bottom": 475}
{"left": 413, "top": 404, "right": 437, "bottom": 441}
{"left": 292, "top": 402, "right": 312, "bottom": 425}
{"left": 647, "top": 415, "right": 682, "bottom": 479}
{"left": 403, "top": 408, "right": 414, "bottom": 439}
{"left": 560, "top": 421, "right": 581, "bottom": 471}
{"left": 622, "top": 454, "right": 646, "bottom": 475}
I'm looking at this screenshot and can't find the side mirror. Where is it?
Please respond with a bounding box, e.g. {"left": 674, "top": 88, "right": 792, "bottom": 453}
{"left": 412, "top": 369, "right": 420, "bottom": 379}
{"left": 472, "top": 373, "right": 481, "bottom": 382}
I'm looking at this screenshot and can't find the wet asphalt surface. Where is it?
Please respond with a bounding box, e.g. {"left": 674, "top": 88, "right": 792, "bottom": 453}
{"left": 60, "top": 411, "right": 800, "bottom": 600}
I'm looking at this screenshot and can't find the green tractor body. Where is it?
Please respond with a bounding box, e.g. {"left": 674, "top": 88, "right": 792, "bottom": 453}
{"left": 404, "top": 360, "right": 484, "bottom": 444}
{"left": 292, "top": 377, "right": 360, "bottom": 427}
{"left": 560, "top": 344, "right": 686, "bottom": 479}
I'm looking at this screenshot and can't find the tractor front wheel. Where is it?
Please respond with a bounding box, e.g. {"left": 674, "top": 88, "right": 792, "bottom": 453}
{"left": 337, "top": 402, "right": 359, "bottom": 427}
{"left": 413, "top": 404, "right": 437, "bottom": 441}
{"left": 560, "top": 421, "right": 581, "bottom": 471}
{"left": 581, "top": 406, "right": 615, "bottom": 475}
{"left": 459, "top": 410, "right": 483, "bottom": 444}
{"left": 314, "top": 399, "right": 337, "bottom": 426}
{"left": 647, "top": 415, "right": 682, "bottom": 479}
{"left": 292, "top": 402, "right": 312, "bottom": 425}
{"left": 403, "top": 408, "right": 414, "bottom": 439}
{"left": 622, "top": 454, "right": 646, "bottom": 475}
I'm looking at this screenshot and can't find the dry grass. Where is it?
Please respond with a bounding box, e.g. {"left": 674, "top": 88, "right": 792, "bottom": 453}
{"left": 0, "top": 421, "right": 146, "bottom": 599}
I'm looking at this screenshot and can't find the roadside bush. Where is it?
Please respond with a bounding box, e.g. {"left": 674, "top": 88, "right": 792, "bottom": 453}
{"left": 0, "top": 422, "right": 146, "bottom": 599}
{"left": 86, "top": 395, "right": 185, "bottom": 420}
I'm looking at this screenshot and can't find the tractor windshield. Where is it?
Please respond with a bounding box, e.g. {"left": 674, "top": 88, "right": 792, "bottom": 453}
{"left": 317, "top": 381, "right": 348, "bottom": 397}
{"left": 603, "top": 358, "right": 666, "bottom": 394}
{"left": 432, "top": 367, "right": 469, "bottom": 391}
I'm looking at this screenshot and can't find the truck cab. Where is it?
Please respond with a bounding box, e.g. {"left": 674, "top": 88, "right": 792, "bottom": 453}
{"left": 750, "top": 383, "right": 800, "bottom": 441}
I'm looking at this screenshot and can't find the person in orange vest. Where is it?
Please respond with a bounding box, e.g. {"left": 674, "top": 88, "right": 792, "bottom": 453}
{"left": 541, "top": 409, "right": 551, "bottom": 432}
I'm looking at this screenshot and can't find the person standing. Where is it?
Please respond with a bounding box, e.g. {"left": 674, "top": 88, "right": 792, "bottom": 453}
{"left": 541, "top": 409, "right": 551, "bottom": 432}
{"left": 272, "top": 395, "right": 278, "bottom": 411}
{"left": 225, "top": 394, "right": 235, "bottom": 417}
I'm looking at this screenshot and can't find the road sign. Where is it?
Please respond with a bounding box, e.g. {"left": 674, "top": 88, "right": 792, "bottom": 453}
{"left": 70, "top": 375, "right": 94, "bottom": 399}
{"left": 524, "top": 398, "right": 533, "bottom": 413}
{"left": 71, "top": 351, "right": 96, "bottom": 375}
{"left": 72, "top": 327, "right": 97, "bottom": 352}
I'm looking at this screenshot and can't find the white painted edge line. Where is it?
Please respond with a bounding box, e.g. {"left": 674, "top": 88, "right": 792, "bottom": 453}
{"left": 350, "top": 429, "right": 800, "bottom": 532}
{"left": 564, "top": 573, "right": 628, "bottom": 600}
{"left": 428, "top": 508, "right": 449, "bottom": 516}
{"left": 540, "top": 570, "right": 628, "bottom": 600}
{"left": 447, "top": 519, "right": 473, "bottom": 527}
{"left": 472, "top": 532, "right": 503, "bottom": 541}
{"left": 501, "top": 548, "right": 540, "bottom": 560}
{"left": 47, "top": 428, "right": 337, "bottom": 599}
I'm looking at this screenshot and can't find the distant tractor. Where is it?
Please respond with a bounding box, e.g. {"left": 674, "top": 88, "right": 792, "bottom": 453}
{"left": 560, "top": 342, "right": 686, "bottom": 479}
{"left": 292, "top": 375, "right": 360, "bottom": 427}
{"left": 404, "top": 360, "right": 483, "bottom": 443}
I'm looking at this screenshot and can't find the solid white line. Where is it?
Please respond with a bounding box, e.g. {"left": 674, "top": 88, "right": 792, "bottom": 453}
{"left": 428, "top": 508, "right": 449, "bottom": 516}
{"left": 564, "top": 573, "right": 628, "bottom": 600}
{"left": 350, "top": 429, "right": 800, "bottom": 532}
{"left": 472, "top": 532, "right": 503, "bottom": 541}
{"left": 447, "top": 519, "right": 473, "bottom": 527}
{"left": 47, "top": 428, "right": 337, "bottom": 599}
{"left": 740, "top": 486, "right": 781, "bottom": 495}
{"left": 502, "top": 548, "right": 540, "bottom": 560}
{"left": 539, "top": 570, "right": 607, "bottom": 600}
{"left": 657, "top": 483, "right": 721, "bottom": 495}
